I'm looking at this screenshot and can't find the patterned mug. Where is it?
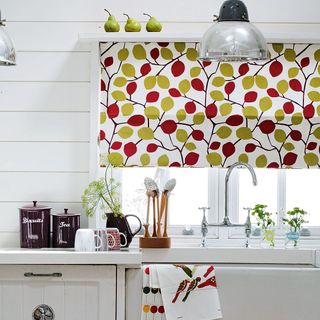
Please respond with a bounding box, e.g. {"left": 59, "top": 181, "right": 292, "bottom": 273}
{"left": 106, "top": 228, "right": 127, "bottom": 250}
{"left": 94, "top": 229, "right": 116, "bottom": 251}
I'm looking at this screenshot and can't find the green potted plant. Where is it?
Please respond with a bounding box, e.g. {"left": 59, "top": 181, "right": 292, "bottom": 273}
{"left": 283, "top": 207, "right": 308, "bottom": 247}
{"left": 81, "top": 164, "right": 121, "bottom": 219}
{"left": 251, "top": 204, "right": 276, "bottom": 247}
{"left": 81, "top": 164, "right": 142, "bottom": 247}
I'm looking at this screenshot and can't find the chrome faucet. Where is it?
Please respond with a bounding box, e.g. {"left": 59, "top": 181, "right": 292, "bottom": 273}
{"left": 200, "top": 162, "right": 258, "bottom": 248}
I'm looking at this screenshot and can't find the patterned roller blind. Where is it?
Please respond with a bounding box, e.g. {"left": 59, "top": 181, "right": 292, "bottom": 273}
{"left": 99, "top": 42, "right": 320, "bottom": 168}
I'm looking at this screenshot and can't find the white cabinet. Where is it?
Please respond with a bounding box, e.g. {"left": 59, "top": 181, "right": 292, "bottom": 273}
{"left": 0, "top": 265, "right": 116, "bottom": 320}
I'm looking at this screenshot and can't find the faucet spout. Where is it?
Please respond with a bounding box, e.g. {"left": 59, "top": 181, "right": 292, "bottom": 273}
{"left": 200, "top": 162, "right": 257, "bottom": 247}
{"left": 224, "top": 162, "right": 257, "bottom": 224}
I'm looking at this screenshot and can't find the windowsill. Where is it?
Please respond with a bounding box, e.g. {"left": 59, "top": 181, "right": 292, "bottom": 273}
{"left": 127, "top": 234, "right": 320, "bottom": 266}
{"left": 131, "top": 235, "right": 320, "bottom": 250}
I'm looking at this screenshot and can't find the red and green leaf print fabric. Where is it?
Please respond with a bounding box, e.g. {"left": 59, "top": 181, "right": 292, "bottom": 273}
{"left": 100, "top": 42, "right": 320, "bottom": 168}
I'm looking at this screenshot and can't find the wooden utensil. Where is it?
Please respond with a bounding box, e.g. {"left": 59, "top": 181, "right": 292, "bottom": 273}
{"left": 143, "top": 192, "right": 151, "bottom": 238}
{"left": 163, "top": 193, "right": 169, "bottom": 237}
{"left": 159, "top": 179, "right": 176, "bottom": 221}
{"left": 140, "top": 177, "right": 171, "bottom": 248}
{"left": 152, "top": 193, "right": 157, "bottom": 237}
{"left": 156, "top": 192, "right": 162, "bottom": 237}
{"left": 159, "top": 192, "right": 165, "bottom": 233}
{"left": 144, "top": 177, "right": 159, "bottom": 238}
{"left": 159, "top": 179, "right": 176, "bottom": 236}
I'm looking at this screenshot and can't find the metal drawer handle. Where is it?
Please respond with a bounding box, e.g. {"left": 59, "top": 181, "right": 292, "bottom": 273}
{"left": 24, "top": 272, "right": 62, "bottom": 278}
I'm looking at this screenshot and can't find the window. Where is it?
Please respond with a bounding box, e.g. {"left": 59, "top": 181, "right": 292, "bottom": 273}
{"left": 166, "top": 168, "right": 209, "bottom": 225}
{"left": 97, "top": 166, "right": 320, "bottom": 239}
{"left": 286, "top": 170, "right": 320, "bottom": 227}
{"left": 121, "top": 167, "right": 157, "bottom": 222}
{"left": 120, "top": 167, "right": 210, "bottom": 228}
{"left": 238, "top": 169, "right": 278, "bottom": 224}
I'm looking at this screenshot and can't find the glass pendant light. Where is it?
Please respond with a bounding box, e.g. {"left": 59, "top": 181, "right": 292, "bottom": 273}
{"left": 0, "top": 10, "right": 16, "bottom": 65}
{"left": 198, "top": 0, "right": 268, "bottom": 62}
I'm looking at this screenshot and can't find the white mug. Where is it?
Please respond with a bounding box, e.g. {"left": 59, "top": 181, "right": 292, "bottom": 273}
{"left": 74, "top": 229, "right": 102, "bottom": 252}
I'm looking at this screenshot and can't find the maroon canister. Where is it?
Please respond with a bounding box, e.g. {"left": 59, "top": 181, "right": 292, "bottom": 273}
{"left": 52, "top": 209, "right": 80, "bottom": 248}
{"left": 19, "top": 201, "right": 51, "bottom": 248}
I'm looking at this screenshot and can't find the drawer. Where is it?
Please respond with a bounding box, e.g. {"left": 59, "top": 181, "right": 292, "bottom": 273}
{"left": 0, "top": 265, "right": 116, "bottom": 320}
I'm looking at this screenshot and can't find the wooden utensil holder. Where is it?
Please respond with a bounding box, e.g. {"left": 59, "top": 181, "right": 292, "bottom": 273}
{"left": 139, "top": 236, "right": 171, "bottom": 248}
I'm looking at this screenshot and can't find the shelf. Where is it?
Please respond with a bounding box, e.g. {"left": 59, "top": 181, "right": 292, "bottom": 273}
{"left": 79, "top": 32, "right": 202, "bottom": 43}
{"left": 79, "top": 32, "right": 320, "bottom": 44}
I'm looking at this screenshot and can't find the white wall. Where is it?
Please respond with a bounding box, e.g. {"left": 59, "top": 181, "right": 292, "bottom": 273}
{"left": 0, "top": 0, "right": 319, "bottom": 247}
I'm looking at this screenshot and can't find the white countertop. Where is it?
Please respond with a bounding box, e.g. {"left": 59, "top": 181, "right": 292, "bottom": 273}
{"left": 0, "top": 247, "right": 318, "bottom": 266}
{"left": 0, "top": 249, "right": 142, "bottom": 265}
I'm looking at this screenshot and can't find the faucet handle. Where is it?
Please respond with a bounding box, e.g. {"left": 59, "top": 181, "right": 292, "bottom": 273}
{"left": 243, "top": 207, "right": 252, "bottom": 231}
{"left": 198, "top": 207, "right": 210, "bottom": 217}
{"left": 243, "top": 207, "right": 252, "bottom": 248}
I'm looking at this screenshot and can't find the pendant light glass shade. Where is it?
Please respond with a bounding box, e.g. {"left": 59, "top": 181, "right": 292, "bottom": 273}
{"left": 198, "top": 0, "right": 268, "bottom": 62}
{"left": 0, "top": 11, "right": 16, "bottom": 66}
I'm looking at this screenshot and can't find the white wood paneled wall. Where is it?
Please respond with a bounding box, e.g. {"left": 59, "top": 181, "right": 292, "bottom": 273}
{"left": 0, "top": 0, "right": 319, "bottom": 247}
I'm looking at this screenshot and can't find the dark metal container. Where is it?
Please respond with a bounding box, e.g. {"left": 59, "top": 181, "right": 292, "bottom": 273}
{"left": 52, "top": 208, "right": 80, "bottom": 248}
{"left": 19, "top": 201, "right": 51, "bottom": 248}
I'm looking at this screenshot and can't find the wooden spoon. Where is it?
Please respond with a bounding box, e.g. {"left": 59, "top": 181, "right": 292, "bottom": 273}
{"left": 144, "top": 178, "right": 155, "bottom": 238}
{"left": 143, "top": 192, "right": 151, "bottom": 238}
{"left": 144, "top": 177, "right": 159, "bottom": 238}
{"left": 161, "top": 179, "right": 176, "bottom": 237}
{"left": 163, "top": 193, "right": 169, "bottom": 237}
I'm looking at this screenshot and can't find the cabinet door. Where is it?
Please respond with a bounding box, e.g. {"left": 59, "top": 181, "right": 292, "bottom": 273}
{"left": 126, "top": 268, "right": 142, "bottom": 320}
{"left": 0, "top": 265, "right": 116, "bottom": 320}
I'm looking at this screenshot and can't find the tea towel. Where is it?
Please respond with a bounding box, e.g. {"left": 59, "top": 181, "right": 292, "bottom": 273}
{"left": 141, "top": 264, "right": 222, "bottom": 320}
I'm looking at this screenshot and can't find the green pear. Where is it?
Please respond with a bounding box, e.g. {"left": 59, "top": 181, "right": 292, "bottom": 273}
{"left": 123, "top": 14, "right": 141, "bottom": 32}
{"left": 144, "top": 13, "right": 162, "bottom": 32}
{"left": 104, "top": 9, "right": 120, "bottom": 32}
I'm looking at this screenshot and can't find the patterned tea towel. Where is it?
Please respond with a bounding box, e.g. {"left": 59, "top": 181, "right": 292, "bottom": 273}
{"left": 141, "top": 265, "right": 222, "bottom": 320}
{"left": 141, "top": 266, "right": 166, "bottom": 320}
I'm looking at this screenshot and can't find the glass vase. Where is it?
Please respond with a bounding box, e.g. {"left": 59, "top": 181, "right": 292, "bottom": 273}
{"left": 285, "top": 230, "right": 300, "bottom": 248}
{"left": 260, "top": 227, "right": 275, "bottom": 248}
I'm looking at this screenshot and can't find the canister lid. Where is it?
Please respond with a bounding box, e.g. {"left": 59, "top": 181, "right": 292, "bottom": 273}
{"left": 52, "top": 208, "right": 80, "bottom": 217}
{"left": 19, "top": 201, "right": 52, "bottom": 211}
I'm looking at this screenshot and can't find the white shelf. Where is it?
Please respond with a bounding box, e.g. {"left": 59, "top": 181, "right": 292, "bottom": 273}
{"left": 79, "top": 32, "right": 202, "bottom": 43}
{"left": 79, "top": 32, "right": 320, "bottom": 44}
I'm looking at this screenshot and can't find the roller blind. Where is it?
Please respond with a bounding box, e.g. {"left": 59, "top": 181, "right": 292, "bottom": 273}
{"left": 99, "top": 42, "right": 320, "bottom": 168}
